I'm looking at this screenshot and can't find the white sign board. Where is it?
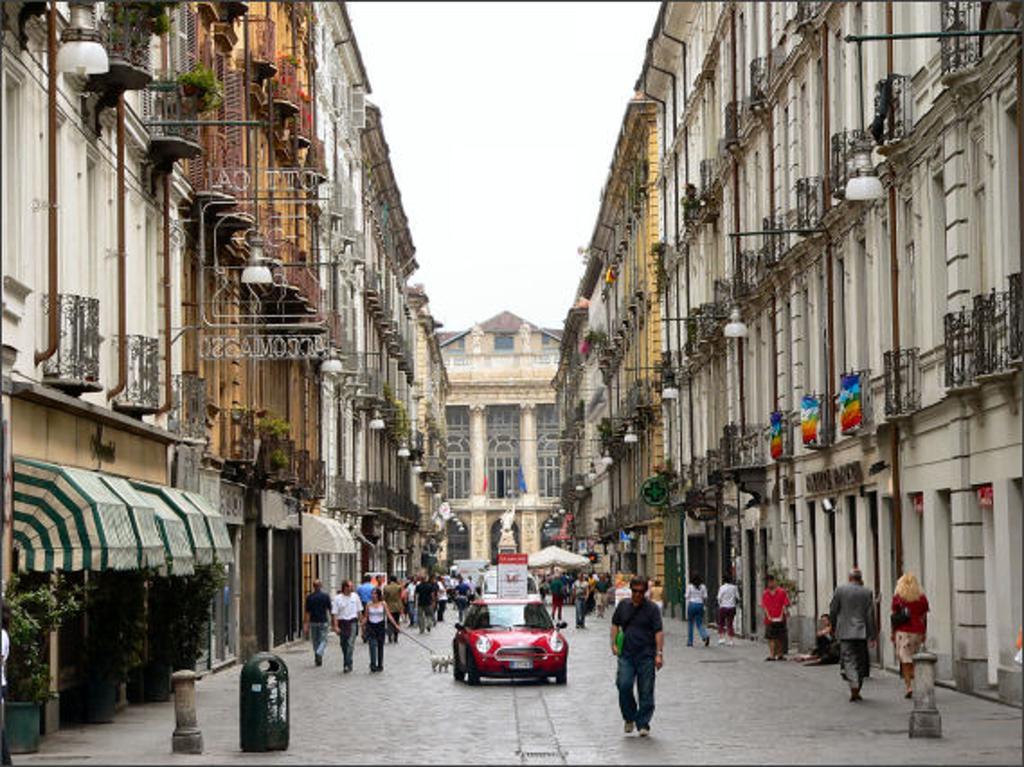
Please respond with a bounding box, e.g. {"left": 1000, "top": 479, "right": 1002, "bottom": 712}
{"left": 497, "top": 553, "right": 529, "bottom": 599}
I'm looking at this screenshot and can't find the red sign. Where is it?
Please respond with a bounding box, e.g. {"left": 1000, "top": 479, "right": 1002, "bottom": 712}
{"left": 976, "top": 484, "right": 993, "bottom": 510}
{"left": 498, "top": 553, "right": 528, "bottom": 566}
{"left": 497, "top": 553, "right": 529, "bottom": 598}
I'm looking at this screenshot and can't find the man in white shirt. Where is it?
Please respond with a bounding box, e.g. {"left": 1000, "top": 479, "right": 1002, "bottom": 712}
{"left": 716, "top": 575, "right": 740, "bottom": 646}
{"left": 331, "top": 581, "right": 362, "bottom": 673}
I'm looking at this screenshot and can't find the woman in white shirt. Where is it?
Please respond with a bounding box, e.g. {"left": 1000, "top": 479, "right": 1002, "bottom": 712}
{"left": 685, "top": 572, "right": 710, "bottom": 647}
{"left": 716, "top": 575, "right": 740, "bottom": 646}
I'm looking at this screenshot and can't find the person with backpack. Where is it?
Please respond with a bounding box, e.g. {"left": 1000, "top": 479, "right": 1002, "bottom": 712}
{"left": 549, "top": 571, "right": 566, "bottom": 621}
{"left": 610, "top": 575, "right": 664, "bottom": 737}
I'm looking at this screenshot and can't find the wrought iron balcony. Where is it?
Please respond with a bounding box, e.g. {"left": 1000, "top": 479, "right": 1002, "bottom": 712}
{"left": 700, "top": 158, "right": 719, "bottom": 197}
{"left": 721, "top": 423, "right": 768, "bottom": 471}
{"left": 830, "top": 130, "right": 855, "bottom": 200}
{"left": 259, "top": 435, "right": 297, "bottom": 484}
{"left": 41, "top": 294, "right": 101, "bottom": 395}
{"left": 691, "top": 450, "right": 724, "bottom": 490}
{"left": 305, "top": 137, "right": 328, "bottom": 184}
{"left": 169, "top": 373, "right": 207, "bottom": 441}
{"left": 145, "top": 81, "right": 202, "bottom": 170}
{"left": 363, "top": 268, "right": 382, "bottom": 310}
{"left": 973, "top": 279, "right": 1022, "bottom": 379}
{"left": 288, "top": 266, "right": 321, "bottom": 314}
{"left": 224, "top": 408, "right": 256, "bottom": 463}
{"left": 883, "top": 348, "right": 920, "bottom": 419}
{"left": 724, "top": 101, "right": 740, "bottom": 149}
{"left": 90, "top": 3, "right": 154, "bottom": 93}
{"left": 733, "top": 250, "right": 761, "bottom": 299}
{"left": 940, "top": 1, "right": 982, "bottom": 76}
{"left": 324, "top": 476, "right": 363, "bottom": 511}
{"left": 271, "top": 59, "right": 301, "bottom": 118}
{"left": 795, "top": 0, "right": 822, "bottom": 29}
{"left": 796, "top": 177, "right": 825, "bottom": 230}
{"left": 944, "top": 306, "right": 974, "bottom": 390}
{"left": 749, "top": 57, "right": 769, "bottom": 109}
{"left": 761, "top": 215, "right": 788, "bottom": 268}
{"left": 247, "top": 15, "right": 277, "bottom": 80}
{"left": 353, "top": 368, "right": 385, "bottom": 409}
{"left": 873, "top": 73, "right": 913, "bottom": 147}
{"left": 113, "top": 335, "right": 160, "bottom": 416}
{"left": 368, "top": 482, "right": 420, "bottom": 525}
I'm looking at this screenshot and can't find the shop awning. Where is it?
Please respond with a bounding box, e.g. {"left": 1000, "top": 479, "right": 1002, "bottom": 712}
{"left": 12, "top": 458, "right": 142, "bottom": 572}
{"left": 132, "top": 482, "right": 215, "bottom": 566}
{"left": 131, "top": 488, "right": 195, "bottom": 576}
{"left": 302, "top": 513, "right": 356, "bottom": 555}
{"left": 180, "top": 491, "right": 235, "bottom": 564}
{"left": 98, "top": 475, "right": 168, "bottom": 570}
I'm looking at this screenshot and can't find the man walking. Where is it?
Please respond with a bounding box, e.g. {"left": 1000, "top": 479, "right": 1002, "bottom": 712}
{"left": 382, "top": 574, "right": 404, "bottom": 644}
{"left": 829, "top": 568, "right": 877, "bottom": 701}
{"left": 331, "top": 580, "right": 361, "bottom": 673}
{"left": 761, "top": 573, "right": 790, "bottom": 660}
{"left": 404, "top": 576, "right": 419, "bottom": 627}
{"left": 415, "top": 574, "right": 438, "bottom": 634}
{"left": 573, "top": 572, "right": 591, "bottom": 629}
{"left": 454, "top": 575, "right": 472, "bottom": 623}
{"left": 304, "top": 579, "right": 332, "bottom": 667}
{"left": 549, "top": 570, "right": 566, "bottom": 621}
{"left": 611, "top": 575, "right": 664, "bottom": 737}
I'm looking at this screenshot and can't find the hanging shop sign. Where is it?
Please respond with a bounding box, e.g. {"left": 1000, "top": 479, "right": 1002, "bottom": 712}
{"left": 683, "top": 489, "right": 718, "bottom": 522}
{"left": 800, "top": 395, "right": 823, "bottom": 447}
{"left": 769, "top": 411, "right": 785, "bottom": 460}
{"left": 203, "top": 166, "right": 332, "bottom": 196}
{"left": 200, "top": 333, "right": 328, "bottom": 360}
{"left": 805, "top": 461, "right": 864, "bottom": 495}
{"left": 839, "top": 373, "right": 864, "bottom": 433}
{"left": 640, "top": 475, "right": 671, "bottom": 508}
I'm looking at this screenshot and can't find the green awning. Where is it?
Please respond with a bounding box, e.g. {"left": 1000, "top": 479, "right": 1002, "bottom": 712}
{"left": 132, "top": 482, "right": 215, "bottom": 566}
{"left": 180, "top": 491, "right": 234, "bottom": 564}
{"left": 12, "top": 458, "right": 140, "bottom": 572}
{"left": 131, "top": 488, "right": 195, "bottom": 576}
{"left": 98, "top": 475, "right": 174, "bottom": 571}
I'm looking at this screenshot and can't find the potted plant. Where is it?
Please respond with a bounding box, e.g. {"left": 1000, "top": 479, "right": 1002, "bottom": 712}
{"left": 177, "top": 63, "right": 223, "bottom": 114}
{"left": 269, "top": 448, "right": 290, "bottom": 473}
{"left": 4, "top": 574, "right": 82, "bottom": 753}
{"left": 83, "top": 571, "right": 147, "bottom": 723}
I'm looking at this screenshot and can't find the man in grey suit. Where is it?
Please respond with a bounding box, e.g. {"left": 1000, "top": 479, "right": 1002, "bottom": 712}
{"left": 829, "top": 568, "right": 876, "bottom": 701}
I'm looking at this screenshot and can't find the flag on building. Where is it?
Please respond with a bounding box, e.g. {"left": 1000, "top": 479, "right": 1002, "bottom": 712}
{"left": 517, "top": 466, "right": 527, "bottom": 493}
{"left": 482, "top": 475, "right": 488, "bottom": 493}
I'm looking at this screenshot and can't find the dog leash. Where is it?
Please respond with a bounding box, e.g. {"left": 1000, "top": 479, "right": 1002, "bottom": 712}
{"left": 396, "top": 625, "right": 439, "bottom": 655}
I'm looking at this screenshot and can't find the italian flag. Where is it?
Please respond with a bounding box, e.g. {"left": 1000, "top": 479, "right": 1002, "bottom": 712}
{"left": 482, "top": 476, "right": 488, "bottom": 493}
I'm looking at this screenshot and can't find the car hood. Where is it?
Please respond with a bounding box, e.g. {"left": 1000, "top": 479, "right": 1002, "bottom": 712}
{"left": 474, "top": 627, "right": 557, "bottom": 645}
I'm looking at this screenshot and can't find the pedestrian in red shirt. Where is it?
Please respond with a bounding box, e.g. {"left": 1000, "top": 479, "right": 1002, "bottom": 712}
{"left": 891, "top": 572, "right": 929, "bottom": 698}
{"left": 761, "top": 574, "right": 790, "bottom": 660}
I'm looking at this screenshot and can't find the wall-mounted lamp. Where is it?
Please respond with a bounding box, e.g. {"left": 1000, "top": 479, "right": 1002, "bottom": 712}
{"left": 723, "top": 306, "right": 748, "bottom": 339}
{"left": 57, "top": 2, "right": 109, "bottom": 76}
{"left": 241, "top": 235, "right": 273, "bottom": 285}
{"left": 822, "top": 498, "right": 835, "bottom": 513}
{"left": 845, "top": 139, "right": 885, "bottom": 200}
{"left": 368, "top": 410, "right": 385, "bottom": 430}
{"left": 397, "top": 443, "right": 410, "bottom": 458}
{"left": 623, "top": 426, "right": 638, "bottom": 444}
{"left": 412, "top": 463, "right": 422, "bottom": 474}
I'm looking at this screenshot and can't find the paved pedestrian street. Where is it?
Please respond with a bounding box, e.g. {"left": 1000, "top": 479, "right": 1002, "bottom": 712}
{"left": 19, "top": 609, "right": 1022, "bottom": 765}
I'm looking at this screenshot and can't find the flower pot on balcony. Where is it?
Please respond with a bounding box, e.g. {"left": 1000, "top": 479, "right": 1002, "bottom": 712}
{"left": 4, "top": 701, "right": 40, "bottom": 754}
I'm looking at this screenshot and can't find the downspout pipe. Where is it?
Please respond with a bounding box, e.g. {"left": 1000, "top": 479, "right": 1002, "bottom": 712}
{"left": 821, "top": 22, "right": 835, "bottom": 452}
{"left": 35, "top": 1, "right": 59, "bottom": 366}
{"left": 156, "top": 174, "right": 173, "bottom": 415}
{"left": 107, "top": 94, "right": 128, "bottom": 401}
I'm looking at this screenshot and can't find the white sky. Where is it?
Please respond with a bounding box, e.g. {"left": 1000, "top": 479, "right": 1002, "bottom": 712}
{"left": 347, "top": 1, "right": 659, "bottom": 333}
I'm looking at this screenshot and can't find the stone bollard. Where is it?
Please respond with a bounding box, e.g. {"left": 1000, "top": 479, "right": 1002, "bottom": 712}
{"left": 909, "top": 651, "right": 942, "bottom": 738}
{"left": 171, "top": 670, "right": 203, "bottom": 754}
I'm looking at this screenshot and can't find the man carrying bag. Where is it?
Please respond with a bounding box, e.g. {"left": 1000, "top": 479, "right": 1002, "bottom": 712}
{"left": 610, "top": 576, "right": 664, "bottom": 738}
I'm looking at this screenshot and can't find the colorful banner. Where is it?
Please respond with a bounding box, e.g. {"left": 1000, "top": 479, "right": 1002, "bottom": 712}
{"left": 839, "top": 373, "right": 863, "bottom": 433}
{"left": 770, "top": 411, "right": 784, "bottom": 460}
{"left": 800, "top": 395, "right": 821, "bottom": 446}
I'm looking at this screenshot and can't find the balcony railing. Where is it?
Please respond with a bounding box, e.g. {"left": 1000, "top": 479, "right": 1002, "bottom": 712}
{"left": 721, "top": 423, "right": 767, "bottom": 470}
{"left": 113, "top": 335, "right": 160, "bottom": 416}
{"left": 363, "top": 267, "right": 382, "bottom": 310}
{"left": 259, "top": 436, "right": 297, "bottom": 484}
{"left": 368, "top": 482, "right": 420, "bottom": 526}
{"left": 795, "top": 0, "right": 822, "bottom": 28}
{"left": 724, "top": 101, "right": 740, "bottom": 148}
{"left": 95, "top": 3, "right": 154, "bottom": 91}
{"left": 940, "top": 1, "right": 982, "bottom": 76}
{"left": 733, "top": 249, "right": 761, "bottom": 298}
{"left": 830, "top": 130, "right": 853, "bottom": 200}
{"left": 224, "top": 408, "right": 256, "bottom": 463}
{"left": 874, "top": 73, "right": 913, "bottom": 145}
{"left": 700, "top": 158, "right": 719, "bottom": 197}
{"left": 761, "top": 215, "right": 788, "bottom": 267}
{"left": 883, "top": 348, "right": 921, "bottom": 419}
{"left": 295, "top": 99, "right": 313, "bottom": 147}
{"left": 973, "top": 280, "right": 1022, "bottom": 378}
{"left": 354, "top": 368, "right": 385, "bottom": 409}
{"left": 749, "top": 57, "right": 768, "bottom": 107}
{"left": 944, "top": 307, "right": 974, "bottom": 389}
{"left": 324, "top": 476, "right": 363, "bottom": 510}
{"left": 289, "top": 266, "right": 321, "bottom": 313}
{"left": 169, "top": 373, "right": 207, "bottom": 441}
{"left": 41, "top": 294, "right": 101, "bottom": 395}
{"left": 271, "top": 59, "right": 301, "bottom": 115}
{"left": 796, "top": 176, "right": 824, "bottom": 230}
{"left": 691, "top": 450, "right": 723, "bottom": 490}
{"left": 145, "top": 81, "right": 202, "bottom": 168}
{"left": 247, "top": 15, "right": 276, "bottom": 77}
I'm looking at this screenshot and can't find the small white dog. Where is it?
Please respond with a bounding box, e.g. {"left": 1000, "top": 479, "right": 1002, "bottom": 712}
{"left": 430, "top": 654, "right": 452, "bottom": 673}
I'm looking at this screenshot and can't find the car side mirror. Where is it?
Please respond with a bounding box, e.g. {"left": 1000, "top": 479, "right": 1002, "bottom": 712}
{"left": 556, "top": 621, "right": 567, "bottom": 630}
{"left": 454, "top": 623, "right": 465, "bottom": 632}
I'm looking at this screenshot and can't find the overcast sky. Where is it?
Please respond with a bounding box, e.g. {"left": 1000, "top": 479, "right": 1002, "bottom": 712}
{"left": 347, "top": 2, "right": 659, "bottom": 332}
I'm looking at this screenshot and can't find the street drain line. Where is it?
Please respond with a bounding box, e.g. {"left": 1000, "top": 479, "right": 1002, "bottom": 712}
{"left": 511, "top": 683, "right": 568, "bottom": 765}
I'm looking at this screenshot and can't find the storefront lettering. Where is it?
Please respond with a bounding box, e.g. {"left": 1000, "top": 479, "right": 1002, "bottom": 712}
{"left": 806, "top": 461, "right": 863, "bottom": 495}
{"left": 90, "top": 430, "right": 116, "bottom": 462}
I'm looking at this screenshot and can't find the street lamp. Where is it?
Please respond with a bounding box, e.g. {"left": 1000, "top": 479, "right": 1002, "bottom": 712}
{"left": 601, "top": 452, "right": 614, "bottom": 467}
{"left": 661, "top": 381, "right": 679, "bottom": 400}
{"left": 424, "top": 480, "right": 434, "bottom": 489}
{"left": 320, "top": 354, "right": 343, "bottom": 376}
{"left": 586, "top": 462, "right": 597, "bottom": 482}
{"left": 623, "top": 425, "right": 638, "bottom": 444}
{"left": 368, "top": 410, "right": 385, "bottom": 430}
{"left": 845, "top": 139, "right": 885, "bottom": 200}
{"left": 56, "top": 2, "right": 108, "bottom": 76}
{"left": 397, "top": 443, "right": 410, "bottom": 458}
{"left": 412, "top": 462, "right": 422, "bottom": 474}
{"left": 241, "top": 235, "right": 273, "bottom": 286}
{"left": 723, "top": 306, "right": 749, "bottom": 338}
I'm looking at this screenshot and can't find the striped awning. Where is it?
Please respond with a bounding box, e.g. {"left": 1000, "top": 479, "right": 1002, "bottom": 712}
{"left": 12, "top": 458, "right": 141, "bottom": 572}
{"left": 132, "top": 488, "right": 195, "bottom": 576}
{"left": 132, "top": 482, "right": 215, "bottom": 566}
{"left": 97, "top": 475, "right": 167, "bottom": 570}
{"left": 302, "top": 513, "right": 356, "bottom": 555}
{"left": 180, "top": 491, "right": 234, "bottom": 564}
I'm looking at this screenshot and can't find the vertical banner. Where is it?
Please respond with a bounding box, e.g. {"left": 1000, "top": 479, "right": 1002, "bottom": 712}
{"left": 769, "top": 411, "right": 784, "bottom": 460}
{"left": 839, "top": 373, "right": 863, "bottom": 433}
{"left": 497, "top": 552, "right": 529, "bottom": 599}
{"left": 800, "top": 395, "right": 822, "bottom": 447}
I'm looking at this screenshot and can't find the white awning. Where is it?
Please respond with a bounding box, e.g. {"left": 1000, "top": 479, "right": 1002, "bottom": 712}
{"left": 302, "top": 513, "right": 356, "bottom": 555}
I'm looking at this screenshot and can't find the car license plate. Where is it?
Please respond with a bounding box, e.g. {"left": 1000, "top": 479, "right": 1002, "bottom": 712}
{"left": 509, "top": 659, "right": 533, "bottom": 670}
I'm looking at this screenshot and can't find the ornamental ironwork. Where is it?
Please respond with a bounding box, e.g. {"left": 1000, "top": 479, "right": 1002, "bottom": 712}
{"left": 761, "top": 215, "right": 788, "bottom": 267}
{"left": 41, "top": 293, "right": 101, "bottom": 394}
{"left": 873, "top": 73, "right": 912, "bottom": 144}
{"left": 973, "top": 286, "right": 1017, "bottom": 378}
{"left": 724, "top": 101, "right": 740, "bottom": 148}
{"left": 796, "top": 177, "right": 824, "bottom": 230}
{"left": 883, "top": 348, "right": 921, "bottom": 418}
{"left": 114, "top": 335, "right": 160, "bottom": 415}
{"left": 749, "top": 57, "right": 769, "bottom": 108}
{"left": 169, "top": 373, "right": 208, "bottom": 441}
{"left": 721, "top": 423, "right": 767, "bottom": 471}
{"left": 943, "top": 307, "right": 974, "bottom": 389}
{"left": 200, "top": 333, "right": 328, "bottom": 360}
{"left": 940, "top": 1, "right": 981, "bottom": 76}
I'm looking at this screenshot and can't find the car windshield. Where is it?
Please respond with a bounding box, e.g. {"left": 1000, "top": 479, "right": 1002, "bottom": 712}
{"left": 464, "top": 603, "right": 553, "bottom": 630}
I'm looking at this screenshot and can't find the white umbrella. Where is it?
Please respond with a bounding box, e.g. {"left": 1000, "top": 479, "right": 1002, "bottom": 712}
{"left": 528, "top": 546, "right": 590, "bottom": 569}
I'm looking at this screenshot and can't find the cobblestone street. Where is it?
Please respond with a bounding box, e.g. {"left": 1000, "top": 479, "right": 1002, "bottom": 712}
{"left": 19, "top": 608, "right": 1022, "bottom": 765}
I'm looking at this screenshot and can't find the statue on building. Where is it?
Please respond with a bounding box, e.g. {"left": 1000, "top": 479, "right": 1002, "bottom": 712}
{"left": 470, "top": 325, "right": 484, "bottom": 354}
{"left": 518, "top": 323, "right": 532, "bottom": 353}
{"left": 497, "top": 503, "right": 517, "bottom": 552}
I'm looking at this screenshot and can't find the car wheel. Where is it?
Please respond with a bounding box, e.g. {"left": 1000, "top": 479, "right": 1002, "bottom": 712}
{"left": 453, "top": 644, "right": 466, "bottom": 682}
{"left": 554, "top": 667, "right": 567, "bottom": 685}
{"left": 466, "top": 651, "right": 481, "bottom": 686}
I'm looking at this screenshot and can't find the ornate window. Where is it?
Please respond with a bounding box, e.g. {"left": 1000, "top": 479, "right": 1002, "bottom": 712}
{"left": 486, "top": 405, "right": 520, "bottom": 498}
{"left": 446, "top": 406, "right": 471, "bottom": 499}
{"left": 536, "top": 404, "right": 560, "bottom": 498}
{"left": 493, "top": 334, "right": 515, "bottom": 353}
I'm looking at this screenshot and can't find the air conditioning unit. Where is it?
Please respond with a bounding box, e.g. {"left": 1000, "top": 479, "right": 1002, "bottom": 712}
{"left": 350, "top": 89, "right": 366, "bottom": 130}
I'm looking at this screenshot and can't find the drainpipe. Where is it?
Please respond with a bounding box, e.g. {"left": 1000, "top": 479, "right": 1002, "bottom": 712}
{"left": 730, "top": 6, "right": 745, "bottom": 432}
{"left": 885, "top": 0, "right": 904, "bottom": 576}
{"left": 35, "top": 1, "right": 59, "bottom": 366}
{"left": 767, "top": 2, "right": 780, "bottom": 521}
{"left": 821, "top": 23, "right": 836, "bottom": 453}
{"left": 107, "top": 94, "right": 127, "bottom": 400}
{"left": 156, "top": 174, "right": 173, "bottom": 415}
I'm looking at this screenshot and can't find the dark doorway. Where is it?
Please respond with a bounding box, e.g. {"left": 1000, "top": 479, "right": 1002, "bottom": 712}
{"left": 809, "top": 501, "right": 819, "bottom": 618}
{"left": 827, "top": 504, "right": 837, "bottom": 590}
{"left": 746, "top": 528, "right": 756, "bottom": 635}
{"left": 257, "top": 527, "right": 269, "bottom": 651}
{"left": 446, "top": 519, "right": 470, "bottom": 562}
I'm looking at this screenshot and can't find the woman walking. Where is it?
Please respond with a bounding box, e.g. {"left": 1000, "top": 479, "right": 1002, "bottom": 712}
{"left": 891, "top": 572, "right": 929, "bottom": 698}
{"left": 685, "top": 572, "right": 710, "bottom": 647}
{"left": 716, "top": 574, "right": 739, "bottom": 645}
{"left": 360, "top": 587, "right": 401, "bottom": 673}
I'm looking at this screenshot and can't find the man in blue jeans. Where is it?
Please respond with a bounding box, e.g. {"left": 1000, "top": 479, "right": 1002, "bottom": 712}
{"left": 304, "top": 579, "right": 332, "bottom": 667}
{"left": 610, "top": 575, "right": 664, "bottom": 737}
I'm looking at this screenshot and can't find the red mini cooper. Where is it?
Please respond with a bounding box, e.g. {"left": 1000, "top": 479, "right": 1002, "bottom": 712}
{"left": 453, "top": 598, "right": 569, "bottom": 685}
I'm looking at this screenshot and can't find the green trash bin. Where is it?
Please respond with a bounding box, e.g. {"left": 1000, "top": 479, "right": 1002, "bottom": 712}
{"left": 239, "top": 653, "right": 289, "bottom": 752}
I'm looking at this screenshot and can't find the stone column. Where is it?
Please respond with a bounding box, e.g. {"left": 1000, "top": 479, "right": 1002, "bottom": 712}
{"left": 471, "top": 510, "right": 488, "bottom": 561}
{"left": 521, "top": 511, "right": 538, "bottom": 554}
{"left": 470, "top": 405, "right": 486, "bottom": 504}
{"left": 171, "top": 670, "right": 202, "bottom": 753}
{"left": 519, "top": 403, "right": 537, "bottom": 504}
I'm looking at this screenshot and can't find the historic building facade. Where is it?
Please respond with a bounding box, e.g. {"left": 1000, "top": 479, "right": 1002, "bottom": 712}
{"left": 634, "top": 0, "right": 1020, "bottom": 704}
{"left": 440, "top": 312, "right": 562, "bottom": 564}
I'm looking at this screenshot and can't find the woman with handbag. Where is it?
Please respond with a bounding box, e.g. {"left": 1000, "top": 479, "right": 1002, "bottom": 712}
{"left": 891, "top": 572, "right": 929, "bottom": 698}
{"left": 360, "top": 587, "right": 402, "bottom": 673}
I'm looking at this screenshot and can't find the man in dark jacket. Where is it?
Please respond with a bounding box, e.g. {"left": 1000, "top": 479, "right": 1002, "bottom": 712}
{"left": 829, "top": 568, "right": 877, "bottom": 701}
{"left": 610, "top": 576, "right": 664, "bottom": 737}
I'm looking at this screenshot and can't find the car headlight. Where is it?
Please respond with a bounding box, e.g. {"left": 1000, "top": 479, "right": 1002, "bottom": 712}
{"left": 475, "top": 635, "right": 493, "bottom": 654}
{"left": 549, "top": 632, "right": 564, "bottom": 652}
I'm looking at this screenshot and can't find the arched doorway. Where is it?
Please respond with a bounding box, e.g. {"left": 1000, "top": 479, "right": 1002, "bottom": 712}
{"left": 489, "top": 519, "right": 520, "bottom": 564}
{"left": 446, "top": 518, "right": 470, "bottom": 563}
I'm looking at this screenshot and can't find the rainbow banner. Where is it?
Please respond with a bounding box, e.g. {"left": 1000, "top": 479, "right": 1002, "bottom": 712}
{"left": 800, "top": 395, "right": 821, "bottom": 446}
{"left": 839, "top": 373, "right": 863, "bottom": 433}
{"left": 770, "top": 411, "right": 784, "bottom": 460}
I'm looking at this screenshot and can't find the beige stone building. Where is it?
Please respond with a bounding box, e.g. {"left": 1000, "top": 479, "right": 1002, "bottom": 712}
{"left": 439, "top": 312, "right": 563, "bottom": 563}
